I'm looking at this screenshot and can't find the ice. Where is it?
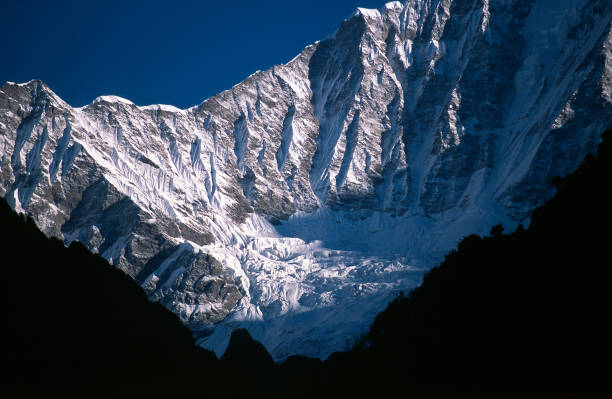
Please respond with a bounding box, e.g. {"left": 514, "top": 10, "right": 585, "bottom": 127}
{"left": 140, "top": 104, "right": 184, "bottom": 113}
{"left": 355, "top": 7, "right": 381, "bottom": 20}
{"left": 1, "top": 0, "right": 611, "bottom": 362}
{"left": 92, "top": 95, "right": 134, "bottom": 105}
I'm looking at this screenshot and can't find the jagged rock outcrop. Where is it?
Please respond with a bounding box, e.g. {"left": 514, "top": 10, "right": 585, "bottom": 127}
{"left": 1, "top": 0, "right": 611, "bottom": 359}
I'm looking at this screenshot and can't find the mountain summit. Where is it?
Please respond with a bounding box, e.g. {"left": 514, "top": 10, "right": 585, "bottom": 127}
{"left": 1, "top": 0, "right": 611, "bottom": 359}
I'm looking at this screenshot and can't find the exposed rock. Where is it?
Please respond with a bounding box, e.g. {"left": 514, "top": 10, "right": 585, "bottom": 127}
{"left": 1, "top": 0, "right": 611, "bottom": 360}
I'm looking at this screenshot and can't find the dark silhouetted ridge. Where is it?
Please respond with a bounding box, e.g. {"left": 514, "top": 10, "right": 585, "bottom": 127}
{"left": 221, "top": 328, "right": 275, "bottom": 367}
{"left": 313, "top": 129, "right": 612, "bottom": 397}
{"left": 0, "top": 198, "right": 218, "bottom": 398}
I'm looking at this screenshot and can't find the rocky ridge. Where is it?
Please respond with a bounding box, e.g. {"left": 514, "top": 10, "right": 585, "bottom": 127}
{"left": 1, "top": 0, "right": 611, "bottom": 359}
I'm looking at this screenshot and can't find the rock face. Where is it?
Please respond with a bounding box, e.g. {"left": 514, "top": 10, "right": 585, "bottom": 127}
{"left": 1, "top": 0, "right": 611, "bottom": 360}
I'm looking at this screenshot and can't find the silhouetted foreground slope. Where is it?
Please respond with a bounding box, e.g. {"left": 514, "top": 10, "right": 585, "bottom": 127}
{"left": 315, "top": 130, "right": 612, "bottom": 397}
{"left": 0, "top": 199, "right": 219, "bottom": 398}
{"left": 2, "top": 130, "right": 611, "bottom": 398}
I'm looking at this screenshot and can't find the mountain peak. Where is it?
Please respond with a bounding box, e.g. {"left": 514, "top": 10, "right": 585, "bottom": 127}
{"left": 354, "top": 7, "right": 382, "bottom": 20}
{"left": 1, "top": 0, "right": 611, "bottom": 361}
{"left": 1, "top": 79, "right": 70, "bottom": 112}
{"left": 90, "top": 95, "right": 135, "bottom": 107}
{"left": 2, "top": 78, "right": 46, "bottom": 89}
{"left": 352, "top": 0, "right": 404, "bottom": 20}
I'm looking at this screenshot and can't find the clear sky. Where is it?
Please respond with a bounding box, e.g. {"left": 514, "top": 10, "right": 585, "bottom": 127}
{"left": 0, "top": 0, "right": 387, "bottom": 108}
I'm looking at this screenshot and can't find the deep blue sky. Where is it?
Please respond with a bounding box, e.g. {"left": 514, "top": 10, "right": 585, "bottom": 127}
{"left": 0, "top": 0, "right": 386, "bottom": 108}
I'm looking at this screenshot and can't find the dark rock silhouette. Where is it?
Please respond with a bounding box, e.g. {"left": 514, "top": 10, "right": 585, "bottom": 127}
{"left": 220, "top": 328, "right": 275, "bottom": 367}
{"left": 313, "top": 129, "right": 612, "bottom": 397}
{"left": 0, "top": 198, "right": 219, "bottom": 398}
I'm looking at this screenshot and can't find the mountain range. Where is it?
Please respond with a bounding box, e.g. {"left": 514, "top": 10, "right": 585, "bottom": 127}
{"left": 1, "top": 0, "right": 611, "bottom": 359}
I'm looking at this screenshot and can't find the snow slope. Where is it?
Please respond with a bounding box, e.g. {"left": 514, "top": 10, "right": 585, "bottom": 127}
{"left": 1, "top": 0, "right": 611, "bottom": 360}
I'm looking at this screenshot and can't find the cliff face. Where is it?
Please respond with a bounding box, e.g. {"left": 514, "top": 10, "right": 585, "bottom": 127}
{"left": 1, "top": 0, "right": 611, "bottom": 359}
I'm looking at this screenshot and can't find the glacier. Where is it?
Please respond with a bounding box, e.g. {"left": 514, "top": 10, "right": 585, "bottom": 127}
{"left": 1, "top": 0, "right": 611, "bottom": 360}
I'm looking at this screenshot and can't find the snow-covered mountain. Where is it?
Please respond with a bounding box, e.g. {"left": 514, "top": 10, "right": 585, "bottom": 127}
{"left": 1, "top": 0, "right": 611, "bottom": 360}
